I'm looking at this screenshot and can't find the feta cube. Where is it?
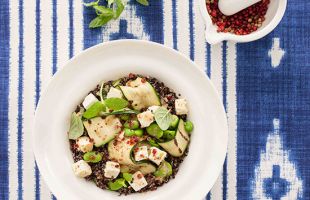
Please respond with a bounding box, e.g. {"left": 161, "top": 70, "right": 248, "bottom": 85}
{"left": 137, "top": 110, "right": 154, "bottom": 128}
{"left": 104, "top": 161, "right": 120, "bottom": 179}
{"left": 72, "top": 160, "right": 92, "bottom": 178}
{"left": 175, "top": 99, "right": 188, "bottom": 115}
{"left": 149, "top": 147, "right": 167, "bottom": 165}
{"left": 147, "top": 106, "right": 160, "bottom": 114}
{"left": 129, "top": 171, "right": 148, "bottom": 191}
{"left": 76, "top": 136, "right": 93, "bottom": 153}
{"left": 134, "top": 146, "right": 149, "bottom": 161}
{"left": 82, "top": 93, "right": 98, "bottom": 109}
{"left": 106, "top": 87, "right": 123, "bottom": 99}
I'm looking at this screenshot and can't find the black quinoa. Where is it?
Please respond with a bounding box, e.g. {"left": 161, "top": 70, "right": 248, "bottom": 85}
{"left": 70, "top": 74, "right": 190, "bottom": 195}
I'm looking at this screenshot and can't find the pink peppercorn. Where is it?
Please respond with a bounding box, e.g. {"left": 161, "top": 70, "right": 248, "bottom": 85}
{"left": 206, "top": 0, "right": 270, "bottom": 35}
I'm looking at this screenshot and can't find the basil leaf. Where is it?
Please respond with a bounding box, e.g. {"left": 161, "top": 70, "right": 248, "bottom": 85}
{"left": 68, "top": 113, "right": 84, "bottom": 140}
{"left": 84, "top": 0, "right": 100, "bottom": 7}
{"left": 136, "top": 0, "right": 149, "bottom": 6}
{"left": 89, "top": 15, "right": 113, "bottom": 28}
{"left": 154, "top": 107, "right": 173, "bottom": 131}
{"left": 114, "top": 0, "right": 124, "bottom": 19}
{"left": 93, "top": 5, "right": 114, "bottom": 16}
{"left": 105, "top": 98, "right": 128, "bottom": 110}
{"left": 107, "top": 0, "right": 115, "bottom": 7}
{"left": 83, "top": 102, "right": 106, "bottom": 119}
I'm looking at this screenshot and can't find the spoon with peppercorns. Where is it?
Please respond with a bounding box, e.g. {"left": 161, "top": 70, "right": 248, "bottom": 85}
{"left": 218, "top": 0, "right": 262, "bottom": 16}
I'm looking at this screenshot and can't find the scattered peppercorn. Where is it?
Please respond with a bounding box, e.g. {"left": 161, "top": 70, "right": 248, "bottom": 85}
{"left": 206, "top": 0, "right": 270, "bottom": 35}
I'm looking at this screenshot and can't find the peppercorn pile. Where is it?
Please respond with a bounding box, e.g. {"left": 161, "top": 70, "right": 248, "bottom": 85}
{"left": 206, "top": 0, "right": 270, "bottom": 35}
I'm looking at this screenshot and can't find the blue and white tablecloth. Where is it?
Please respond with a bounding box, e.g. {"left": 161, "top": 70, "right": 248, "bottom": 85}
{"left": 0, "top": 0, "right": 309, "bottom": 199}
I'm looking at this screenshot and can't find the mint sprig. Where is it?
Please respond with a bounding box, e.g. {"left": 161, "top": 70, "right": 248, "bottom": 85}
{"left": 84, "top": 0, "right": 149, "bottom": 29}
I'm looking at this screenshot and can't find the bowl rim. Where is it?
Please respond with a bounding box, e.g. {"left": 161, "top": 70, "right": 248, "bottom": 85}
{"left": 198, "top": 0, "right": 287, "bottom": 44}
{"left": 33, "top": 39, "right": 229, "bottom": 200}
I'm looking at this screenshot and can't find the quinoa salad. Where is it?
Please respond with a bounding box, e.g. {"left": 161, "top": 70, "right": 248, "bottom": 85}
{"left": 68, "top": 73, "right": 194, "bottom": 195}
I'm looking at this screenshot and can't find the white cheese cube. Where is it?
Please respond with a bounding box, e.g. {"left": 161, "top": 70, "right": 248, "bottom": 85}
{"left": 175, "top": 99, "right": 188, "bottom": 115}
{"left": 137, "top": 110, "right": 154, "bottom": 128}
{"left": 149, "top": 147, "right": 167, "bottom": 165}
{"left": 134, "top": 146, "right": 149, "bottom": 161}
{"left": 129, "top": 171, "right": 148, "bottom": 191}
{"left": 104, "top": 161, "right": 120, "bottom": 179}
{"left": 106, "top": 87, "right": 123, "bottom": 99}
{"left": 147, "top": 106, "right": 160, "bottom": 114}
{"left": 76, "top": 136, "right": 93, "bottom": 153}
{"left": 72, "top": 160, "right": 92, "bottom": 178}
{"left": 82, "top": 93, "right": 98, "bottom": 109}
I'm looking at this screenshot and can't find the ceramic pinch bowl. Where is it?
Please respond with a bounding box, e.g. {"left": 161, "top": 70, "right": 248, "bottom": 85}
{"left": 199, "top": 0, "right": 287, "bottom": 44}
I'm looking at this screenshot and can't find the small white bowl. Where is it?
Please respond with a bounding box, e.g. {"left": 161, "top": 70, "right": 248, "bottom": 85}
{"left": 199, "top": 0, "right": 287, "bottom": 44}
{"left": 33, "top": 40, "right": 228, "bottom": 200}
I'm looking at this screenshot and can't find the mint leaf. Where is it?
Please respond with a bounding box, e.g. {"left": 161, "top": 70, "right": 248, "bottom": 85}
{"left": 105, "top": 98, "right": 128, "bottom": 110}
{"left": 83, "top": 101, "right": 106, "bottom": 119}
{"left": 89, "top": 15, "right": 113, "bottom": 28}
{"left": 136, "top": 0, "right": 149, "bottom": 6}
{"left": 93, "top": 5, "right": 114, "bottom": 16}
{"left": 114, "top": 0, "right": 125, "bottom": 19}
{"left": 68, "top": 113, "right": 84, "bottom": 140}
{"left": 84, "top": 0, "right": 100, "bottom": 7}
{"left": 154, "top": 107, "right": 173, "bottom": 130}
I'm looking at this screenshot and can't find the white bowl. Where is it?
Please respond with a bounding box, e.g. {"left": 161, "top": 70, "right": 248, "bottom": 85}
{"left": 33, "top": 40, "right": 228, "bottom": 200}
{"left": 199, "top": 0, "right": 287, "bottom": 44}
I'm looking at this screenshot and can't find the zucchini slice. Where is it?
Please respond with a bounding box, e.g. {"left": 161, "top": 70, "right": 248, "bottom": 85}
{"left": 120, "top": 77, "right": 160, "bottom": 110}
{"left": 108, "top": 137, "right": 156, "bottom": 175}
{"left": 158, "top": 120, "right": 190, "bottom": 157}
{"left": 83, "top": 115, "right": 121, "bottom": 147}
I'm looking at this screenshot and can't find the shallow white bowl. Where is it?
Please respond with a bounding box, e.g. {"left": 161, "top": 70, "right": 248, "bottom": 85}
{"left": 33, "top": 40, "right": 228, "bottom": 200}
{"left": 199, "top": 0, "right": 287, "bottom": 44}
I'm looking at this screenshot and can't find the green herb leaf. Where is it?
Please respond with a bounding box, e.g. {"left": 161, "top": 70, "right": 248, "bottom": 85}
{"left": 108, "top": 178, "right": 126, "bottom": 190}
{"left": 105, "top": 98, "right": 128, "bottom": 110}
{"left": 84, "top": 0, "right": 100, "bottom": 7}
{"left": 83, "top": 101, "right": 106, "bottom": 119}
{"left": 93, "top": 5, "right": 114, "bottom": 16}
{"left": 68, "top": 113, "right": 84, "bottom": 140}
{"left": 122, "top": 173, "right": 133, "bottom": 182}
{"left": 89, "top": 15, "right": 113, "bottom": 28}
{"left": 101, "top": 108, "right": 140, "bottom": 116}
{"left": 136, "top": 0, "right": 149, "bottom": 6}
{"left": 154, "top": 107, "right": 173, "bottom": 130}
{"left": 114, "top": 0, "right": 125, "bottom": 19}
{"left": 107, "top": 0, "right": 115, "bottom": 7}
{"left": 83, "top": 151, "right": 102, "bottom": 163}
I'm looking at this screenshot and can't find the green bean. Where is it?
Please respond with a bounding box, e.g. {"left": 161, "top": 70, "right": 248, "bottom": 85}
{"left": 124, "top": 119, "right": 140, "bottom": 129}
{"left": 83, "top": 151, "right": 102, "bottom": 163}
